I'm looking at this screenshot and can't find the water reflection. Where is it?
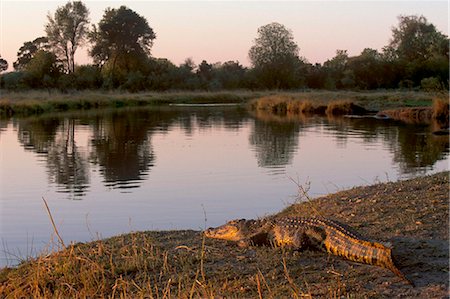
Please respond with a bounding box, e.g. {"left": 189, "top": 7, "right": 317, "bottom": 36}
{"left": 90, "top": 110, "right": 155, "bottom": 190}
{"left": 15, "top": 117, "right": 90, "bottom": 197}
{"left": 324, "top": 116, "right": 449, "bottom": 174}
{"left": 8, "top": 106, "right": 449, "bottom": 198}
{"left": 249, "top": 118, "right": 300, "bottom": 168}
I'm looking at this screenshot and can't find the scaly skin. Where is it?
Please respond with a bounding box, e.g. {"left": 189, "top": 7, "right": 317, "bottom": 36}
{"left": 204, "top": 216, "right": 413, "bottom": 286}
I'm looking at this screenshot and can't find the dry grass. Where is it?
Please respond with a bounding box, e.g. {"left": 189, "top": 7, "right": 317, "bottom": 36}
{"left": 432, "top": 97, "right": 449, "bottom": 129}
{"left": 0, "top": 232, "right": 208, "bottom": 298}
{"left": 249, "top": 91, "right": 446, "bottom": 127}
{"left": 380, "top": 107, "right": 433, "bottom": 124}
{"left": 372, "top": 95, "right": 449, "bottom": 130}
{"left": 250, "top": 96, "right": 367, "bottom": 117}
{"left": 0, "top": 231, "right": 321, "bottom": 298}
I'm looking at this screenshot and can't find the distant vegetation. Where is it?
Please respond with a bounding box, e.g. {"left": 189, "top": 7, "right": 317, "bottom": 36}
{"left": 0, "top": 2, "right": 448, "bottom": 93}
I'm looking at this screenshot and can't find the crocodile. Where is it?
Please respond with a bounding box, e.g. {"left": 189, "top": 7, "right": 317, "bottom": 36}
{"left": 204, "top": 216, "right": 413, "bottom": 286}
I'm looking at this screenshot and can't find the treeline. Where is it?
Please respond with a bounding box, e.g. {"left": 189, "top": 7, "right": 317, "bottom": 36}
{"left": 0, "top": 2, "right": 448, "bottom": 92}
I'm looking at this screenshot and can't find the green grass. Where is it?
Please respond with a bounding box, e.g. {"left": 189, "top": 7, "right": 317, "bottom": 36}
{"left": 0, "top": 90, "right": 263, "bottom": 117}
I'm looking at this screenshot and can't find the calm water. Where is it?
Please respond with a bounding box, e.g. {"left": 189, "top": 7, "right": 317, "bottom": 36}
{"left": 1, "top": 106, "right": 449, "bottom": 266}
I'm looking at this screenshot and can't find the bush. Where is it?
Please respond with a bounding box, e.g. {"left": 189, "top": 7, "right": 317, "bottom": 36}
{"left": 1, "top": 72, "right": 27, "bottom": 90}
{"left": 421, "top": 77, "right": 442, "bottom": 91}
{"left": 121, "top": 71, "right": 146, "bottom": 92}
{"left": 74, "top": 65, "right": 103, "bottom": 89}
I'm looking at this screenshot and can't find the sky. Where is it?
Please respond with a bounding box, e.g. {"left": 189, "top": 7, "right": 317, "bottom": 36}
{"left": 0, "top": 1, "right": 448, "bottom": 71}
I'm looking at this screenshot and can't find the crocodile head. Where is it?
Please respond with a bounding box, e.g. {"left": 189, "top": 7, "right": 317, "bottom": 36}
{"left": 204, "top": 219, "right": 251, "bottom": 241}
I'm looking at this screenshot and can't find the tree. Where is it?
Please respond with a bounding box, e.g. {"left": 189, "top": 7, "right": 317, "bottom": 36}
{"left": 347, "top": 48, "right": 383, "bottom": 89}
{"left": 24, "top": 50, "right": 60, "bottom": 88}
{"left": 89, "top": 6, "right": 156, "bottom": 86}
{"left": 0, "top": 56, "right": 8, "bottom": 72}
{"left": 197, "top": 60, "right": 213, "bottom": 89}
{"left": 214, "top": 61, "right": 247, "bottom": 89}
{"left": 249, "top": 22, "right": 301, "bottom": 89}
{"left": 323, "top": 50, "right": 349, "bottom": 89}
{"left": 13, "top": 37, "right": 49, "bottom": 71}
{"left": 388, "top": 15, "right": 448, "bottom": 62}
{"left": 386, "top": 15, "right": 449, "bottom": 87}
{"left": 45, "top": 1, "right": 89, "bottom": 73}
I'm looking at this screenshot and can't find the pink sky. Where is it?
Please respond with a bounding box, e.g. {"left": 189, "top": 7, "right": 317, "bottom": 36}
{"left": 1, "top": 1, "right": 448, "bottom": 71}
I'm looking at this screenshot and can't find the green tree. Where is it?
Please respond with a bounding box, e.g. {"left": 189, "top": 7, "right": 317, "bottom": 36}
{"left": 0, "top": 56, "right": 8, "bottom": 72}
{"left": 249, "top": 22, "right": 301, "bottom": 89}
{"left": 323, "top": 50, "right": 349, "bottom": 89}
{"left": 385, "top": 15, "right": 449, "bottom": 87}
{"left": 214, "top": 61, "right": 247, "bottom": 89}
{"left": 45, "top": 1, "right": 90, "bottom": 73}
{"left": 305, "top": 63, "right": 327, "bottom": 89}
{"left": 89, "top": 6, "right": 156, "bottom": 87}
{"left": 147, "top": 58, "right": 178, "bottom": 91}
{"left": 197, "top": 60, "right": 213, "bottom": 89}
{"left": 24, "top": 50, "right": 60, "bottom": 88}
{"left": 13, "top": 37, "right": 49, "bottom": 71}
{"left": 73, "top": 65, "right": 102, "bottom": 89}
{"left": 347, "top": 48, "right": 383, "bottom": 89}
{"left": 388, "top": 15, "right": 448, "bottom": 62}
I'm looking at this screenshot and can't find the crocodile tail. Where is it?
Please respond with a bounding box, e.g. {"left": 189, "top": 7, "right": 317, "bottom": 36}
{"left": 387, "top": 251, "right": 415, "bottom": 287}
{"left": 380, "top": 246, "right": 415, "bottom": 287}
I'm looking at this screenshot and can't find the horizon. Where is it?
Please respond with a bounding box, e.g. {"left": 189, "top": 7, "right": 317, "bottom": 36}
{"left": 0, "top": 1, "right": 448, "bottom": 72}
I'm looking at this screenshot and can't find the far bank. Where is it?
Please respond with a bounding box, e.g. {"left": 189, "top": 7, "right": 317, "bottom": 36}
{"left": 0, "top": 89, "right": 445, "bottom": 117}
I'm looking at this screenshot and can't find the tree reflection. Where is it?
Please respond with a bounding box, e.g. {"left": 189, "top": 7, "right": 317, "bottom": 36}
{"left": 249, "top": 117, "right": 300, "bottom": 168}
{"left": 12, "top": 107, "right": 447, "bottom": 199}
{"left": 389, "top": 124, "right": 449, "bottom": 174}
{"left": 90, "top": 110, "right": 155, "bottom": 189}
{"left": 47, "top": 119, "right": 90, "bottom": 197}
{"left": 317, "top": 116, "right": 449, "bottom": 173}
{"left": 16, "top": 117, "right": 90, "bottom": 197}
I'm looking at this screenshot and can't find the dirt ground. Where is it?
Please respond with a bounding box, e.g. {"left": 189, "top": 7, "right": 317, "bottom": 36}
{"left": 1, "top": 172, "right": 448, "bottom": 298}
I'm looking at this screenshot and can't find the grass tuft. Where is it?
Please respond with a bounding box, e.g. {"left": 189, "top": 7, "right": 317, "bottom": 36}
{"left": 432, "top": 97, "right": 449, "bottom": 129}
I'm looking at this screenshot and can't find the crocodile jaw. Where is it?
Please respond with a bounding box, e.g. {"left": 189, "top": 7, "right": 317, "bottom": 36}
{"left": 204, "top": 223, "right": 241, "bottom": 241}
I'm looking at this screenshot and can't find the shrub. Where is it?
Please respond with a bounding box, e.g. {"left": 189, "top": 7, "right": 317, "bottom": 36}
{"left": 421, "top": 77, "right": 442, "bottom": 91}
{"left": 1, "top": 72, "right": 27, "bottom": 90}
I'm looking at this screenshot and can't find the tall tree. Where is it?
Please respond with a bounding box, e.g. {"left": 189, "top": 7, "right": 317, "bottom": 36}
{"left": 13, "top": 37, "right": 49, "bottom": 71}
{"left": 249, "top": 22, "right": 301, "bottom": 89}
{"left": 385, "top": 15, "right": 449, "bottom": 87}
{"left": 89, "top": 6, "right": 156, "bottom": 86}
{"left": 388, "top": 15, "right": 448, "bottom": 62}
{"left": 45, "top": 1, "right": 89, "bottom": 73}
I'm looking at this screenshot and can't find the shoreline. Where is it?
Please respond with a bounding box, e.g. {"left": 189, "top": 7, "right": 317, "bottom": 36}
{"left": 0, "top": 89, "right": 443, "bottom": 118}
{"left": 1, "top": 171, "right": 448, "bottom": 298}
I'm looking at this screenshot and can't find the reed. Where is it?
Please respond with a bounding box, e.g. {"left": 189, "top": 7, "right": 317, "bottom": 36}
{"left": 432, "top": 97, "right": 449, "bottom": 128}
